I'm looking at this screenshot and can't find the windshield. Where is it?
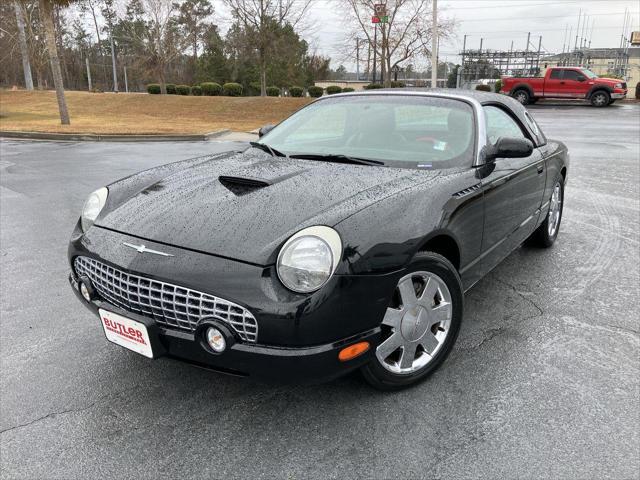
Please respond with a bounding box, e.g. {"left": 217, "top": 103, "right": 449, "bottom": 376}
{"left": 581, "top": 69, "right": 598, "bottom": 79}
{"left": 258, "top": 95, "right": 476, "bottom": 169}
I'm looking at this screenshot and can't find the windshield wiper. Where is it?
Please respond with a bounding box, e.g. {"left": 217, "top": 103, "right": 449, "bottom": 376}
{"left": 249, "top": 141, "right": 287, "bottom": 158}
{"left": 289, "top": 153, "right": 385, "bottom": 166}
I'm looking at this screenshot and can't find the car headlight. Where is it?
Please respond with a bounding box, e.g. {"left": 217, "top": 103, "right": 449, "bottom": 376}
{"left": 277, "top": 226, "right": 342, "bottom": 293}
{"left": 81, "top": 187, "right": 108, "bottom": 232}
{"left": 615, "top": 83, "right": 623, "bottom": 89}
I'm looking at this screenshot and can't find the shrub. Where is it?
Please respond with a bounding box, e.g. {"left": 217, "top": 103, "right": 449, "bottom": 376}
{"left": 494, "top": 79, "right": 503, "bottom": 93}
{"left": 200, "top": 82, "right": 222, "bottom": 96}
{"left": 289, "top": 86, "right": 304, "bottom": 97}
{"left": 191, "top": 85, "right": 202, "bottom": 96}
{"left": 326, "top": 85, "right": 342, "bottom": 95}
{"left": 308, "top": 86, "right": 324, "bottom": 97}
{"left": 147, "top": 84, "right": 161, "bottom": 94}
{"left": 266, "top": 86, "right": 281, "bottom": 97}
{"left": 176, "top": 85, "right": 191, "bottom": 95}
{"left": 636, "top": 82, "right": 640, "bottom": 100}
{"left": 390, "top": 81, "right": 405, "bottom": 88}
{"left": 475, "top": 84, "right": 492, "bottom": 92}
{"left": 223, "top": 82, "right": 243, "bottom": 96}
{"left": 342, "top": 87, "right": 355, "bottom": 93}
{"left": 364, "top": 83, "right": 383, "bottom": 89}
{"left": 165, "top": 83, "right": 177, "bottom": 94}
{"left": 248, "top": 82, "right": 262, "bottom": 96}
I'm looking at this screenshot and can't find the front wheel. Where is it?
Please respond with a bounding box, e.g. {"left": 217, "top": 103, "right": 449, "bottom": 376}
{"left": 361, "top": 252, "right": 463, "bottom": 391}
{"left": 590, "top": 90, "right": 610, "bottom": 107}
{"left": 529, "top": 178, "right": 564, "bottom": 247}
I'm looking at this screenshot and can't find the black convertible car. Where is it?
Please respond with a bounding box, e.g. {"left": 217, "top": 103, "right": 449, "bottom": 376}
{"left": 69, "top": 90, "right": 568, "bottom": 390}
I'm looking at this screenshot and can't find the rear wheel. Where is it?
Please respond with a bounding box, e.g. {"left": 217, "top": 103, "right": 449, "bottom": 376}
{"left": 590, "top": 90, "right": 610, "bottom": 107}
{"left": 513, "top": 89, "right": 530, "bottom": 105}
{"left": 361, "top": 252, "right": 463, "bottom": 391}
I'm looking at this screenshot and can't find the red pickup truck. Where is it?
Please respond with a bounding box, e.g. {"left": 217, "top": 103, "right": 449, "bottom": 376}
{"left": 501, "top": 67, "right": 628, "bottom": 107}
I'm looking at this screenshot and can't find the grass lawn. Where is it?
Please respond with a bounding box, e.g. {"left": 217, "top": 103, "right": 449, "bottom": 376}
{"left": 0, "top": 90, "right": 312, "bottom": 135}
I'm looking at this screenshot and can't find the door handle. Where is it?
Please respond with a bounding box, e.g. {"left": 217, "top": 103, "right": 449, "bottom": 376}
{"left": 537, "top": 164, "right": 544, "bottom": 174}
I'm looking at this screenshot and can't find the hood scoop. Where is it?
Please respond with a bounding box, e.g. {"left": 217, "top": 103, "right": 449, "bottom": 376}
{"left": 218, "top": 159, "right": 308, "bottom": 195}
{"left": 218, "top": 175, "right": 271, "bottom": 195}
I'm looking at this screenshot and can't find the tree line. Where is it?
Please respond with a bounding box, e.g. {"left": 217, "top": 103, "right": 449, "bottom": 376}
{"left": 1, "top": 0, "right": 332, "bottom": 97}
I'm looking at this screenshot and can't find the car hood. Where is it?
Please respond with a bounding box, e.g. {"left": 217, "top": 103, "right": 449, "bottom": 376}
{"left": 97, "top": 149, "right": 437, "bottom": 265}
{"left": 596, "top": 77, "right": 623, "bottom": 85}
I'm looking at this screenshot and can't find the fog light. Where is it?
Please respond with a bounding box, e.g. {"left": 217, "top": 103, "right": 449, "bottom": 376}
{"left": 80, "top": 282, "right": 92, "bottom": 302}
{"left": 206, "top": 327, "right": 226, "bottom": 353}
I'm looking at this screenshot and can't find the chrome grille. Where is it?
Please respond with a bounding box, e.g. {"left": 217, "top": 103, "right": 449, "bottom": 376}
{"left": 74, "top": 256, "right": 258, "bottom": 342}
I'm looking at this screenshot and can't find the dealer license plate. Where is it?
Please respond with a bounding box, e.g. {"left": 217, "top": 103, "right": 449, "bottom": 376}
{"left": 99, "top": 309, "right": 153, "bottom": 358}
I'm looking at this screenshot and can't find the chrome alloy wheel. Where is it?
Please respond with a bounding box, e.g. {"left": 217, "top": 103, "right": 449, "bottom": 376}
{"left": 548, "top": 181, "right": 563, "bottom": 237}
{"left": 592, "top": 92, "right": 608, "bottom": 107}
{"left": 514, "top": 91, "right": 528, "bottom": 104}
{"left": 376, "top": 272, "right": 452, "bottom": 375}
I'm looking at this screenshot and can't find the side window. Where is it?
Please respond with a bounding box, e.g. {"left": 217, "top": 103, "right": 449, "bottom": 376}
{"left": 549, "top": 69, "right": 562, "bottom": 80}
{"left": 484, "top": 106, "right": 526, "bottom": 144}
{"left": 563, "top": 70, "right": 586, "bottom": 82}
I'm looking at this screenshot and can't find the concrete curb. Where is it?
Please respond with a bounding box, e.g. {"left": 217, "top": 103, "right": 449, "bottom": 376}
{"left": 0, "top": 129, "right": 231, "bottom": 142}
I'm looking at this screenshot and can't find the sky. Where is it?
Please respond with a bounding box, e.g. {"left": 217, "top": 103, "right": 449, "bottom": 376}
{"left": 299, "top": 0, "right": 640, "bottom": 70}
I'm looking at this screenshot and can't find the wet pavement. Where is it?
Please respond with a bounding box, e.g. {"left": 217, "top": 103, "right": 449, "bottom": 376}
{"left": 1, "top": 103, "right": 638, "bottom": 479}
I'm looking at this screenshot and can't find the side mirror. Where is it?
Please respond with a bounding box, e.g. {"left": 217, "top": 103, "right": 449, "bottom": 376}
{"left": 485, "top": 137, "right": 534, "bottom": 161}
{"left": 258, "top": 124, "right": 275, "bottom": 138}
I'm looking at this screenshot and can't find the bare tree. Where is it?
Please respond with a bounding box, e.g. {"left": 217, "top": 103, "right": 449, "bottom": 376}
{"left": 14, "top": 1, "right": 34, "bottom": 90}
{"left": 120, "top": 0, "right": 187, "bottom": 93}
{"left": 342, "top": 0, "right": 453, "bottom": 86}
{"left": 223, "top": 0, "right": 311, "bottom": 96}
{"left": 39, "top": 0, "right": 74, "bottom": 124}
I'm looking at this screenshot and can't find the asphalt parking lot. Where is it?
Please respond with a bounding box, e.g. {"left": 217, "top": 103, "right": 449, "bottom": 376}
{"left": 1, "top": 103, "right": 639, "bottom": 479}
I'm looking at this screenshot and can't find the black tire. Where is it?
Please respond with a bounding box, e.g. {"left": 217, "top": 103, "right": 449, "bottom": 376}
{"left": 361, "top": 252, "right": 463, "bottom": 391}
{"left": 608, "top": 99, "right": 616, "bottom": 105}
{"left": 590, "top": 90, "right": 610, "bottom": 107}
{"left": 529, "top": 178, "right": 564, "bottom": 248}
{"left": 529, "top": 97, "right": 539, "bottom": 104}
{"left": 512, "top": 89, "right": 530, "bottom": 105}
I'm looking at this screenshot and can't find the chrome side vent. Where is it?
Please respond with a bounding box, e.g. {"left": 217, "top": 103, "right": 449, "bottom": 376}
{"left": 453, "top": 183, "right": 481, "bottom": 198}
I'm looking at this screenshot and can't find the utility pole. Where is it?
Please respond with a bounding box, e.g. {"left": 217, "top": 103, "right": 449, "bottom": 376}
{"left": 356, "top": 38, "right": 361, "bottom": 81}
{"left": 456, "top": 34, "right": 466, "bottom": 89}
{"left": 14, "top": 1, "right": 34, "bottom": 90}
{"left": 431, "top": 0, "right": 438, "bottom": 88}
{"left": 110, "top": 33, "right": 118, "bottom": 92}
{"left": 123, "top": 65, "right": 128, "bottom": 93}
{"left": 372, "top": 24, "right": 377, "bottom": 83}
{"left": 478, "top": 38, "right": 483, "bottom": 80}
{"left": 536, "top": 36, "right": 542, "bottom": 75}
{"left": 86, "top": 57, "right": 92, "bottom": 91}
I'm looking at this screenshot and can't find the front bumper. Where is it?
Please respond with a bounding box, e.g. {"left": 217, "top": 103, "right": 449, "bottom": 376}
{"left": 611, "top": 91, "right": 627, "bottom": 99}
{"left": 68, "top": 226, "right": 396, "bottom": 383}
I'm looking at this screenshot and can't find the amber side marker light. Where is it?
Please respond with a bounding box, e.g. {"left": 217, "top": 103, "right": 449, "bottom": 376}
{"left": 338, "top": 341, "right": 370, "bottom": 362}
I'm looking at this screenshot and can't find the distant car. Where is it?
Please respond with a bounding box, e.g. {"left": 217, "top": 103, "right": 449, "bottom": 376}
{"left": 69, "top": 90, "right": 569, "bottom": 390}
{"left": 501, "top": 67, "right": 628, "bottom": 106}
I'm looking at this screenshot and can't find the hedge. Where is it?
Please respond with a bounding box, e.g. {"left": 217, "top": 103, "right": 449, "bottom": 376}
{"left": 201, "top": 82, "right": 222, "bottom": 96}
{"left": 325, "top": 85, "right": 342, "bottom": 95}
{"left": 147, "top": 84, "right": 161, "bottom": 94}
{"left": 176, "top": 85, "right": 191, "bottom": 95}
{"left": 223, "top": 82, "right": 243, "bottom": 96}
{"left": 364, "top": 83, "right": 383, "bottom": 89}
{"left": 390, "top": 81, "right": 405, "bottom": 88}
{"left": 475, "top": 84, "right": 492, "bottom": 92}
{"left": 342, "top": 87, "right": 355, "bottom": 93}
{"left": 165, "top": 83, "right": 177, "bottom": 94}
{"left": 494, "top": 79, "right": 503, "bottom": 93}
{"left": 266, "top": 86, "right": 281, "bottom": 97}
{"left": 289, "top": 86, "right": 304, "bottom": 97}
{"left": 191, "top": 85, "right": 202, "bottom": 96}
{"left": 308, "top": 86, "right": 323, "bottom": 97}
